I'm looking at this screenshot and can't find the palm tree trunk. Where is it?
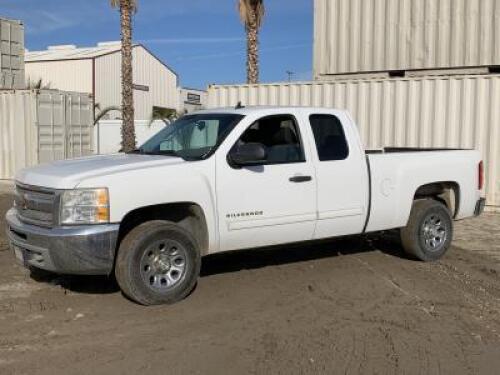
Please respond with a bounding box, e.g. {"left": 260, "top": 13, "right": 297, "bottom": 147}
{"left": 120, "top": 0, "right": 136, "bottom": 152}
{"left": 246, "top": 9, "right": 259, "bottom": 84}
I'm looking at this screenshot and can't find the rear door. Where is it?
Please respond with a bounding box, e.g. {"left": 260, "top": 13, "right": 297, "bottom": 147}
{"left": 306, "top": 110, "right": 369, "bottom": 238}
{"left": 215, "top": 111, "right": 317, "bottom": 252}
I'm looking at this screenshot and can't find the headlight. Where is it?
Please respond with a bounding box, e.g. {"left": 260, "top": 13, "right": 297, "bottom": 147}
{"left": 60, "top": 188, "right": 110, "bottom": 225}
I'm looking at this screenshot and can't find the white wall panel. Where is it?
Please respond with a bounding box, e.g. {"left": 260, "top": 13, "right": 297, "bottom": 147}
{"left": 95, "top": 46, "right": 178, "bottom": 120}
{"left": 94, "top": 120, "right": 167, "bottom": 154}
{"left": 313, "top": 0, "right": 500, "bottom": 77}
{"left": 208, "top": 75, "right": 500, "bottom": 209}
{"left": 25, "top": 59, "right": 93, "bottom": 93}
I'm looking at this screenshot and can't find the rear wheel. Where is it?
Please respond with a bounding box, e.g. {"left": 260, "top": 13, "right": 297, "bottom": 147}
{"left": 115, "top": 221, "right": 201, "bottom": 305}
{"left": 400, "top": 199, "right": 453, "bottom": 261}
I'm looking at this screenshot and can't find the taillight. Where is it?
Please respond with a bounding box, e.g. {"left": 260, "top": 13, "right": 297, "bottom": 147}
{"left": 478, "top": 161, "right": 484, "bottom": 190}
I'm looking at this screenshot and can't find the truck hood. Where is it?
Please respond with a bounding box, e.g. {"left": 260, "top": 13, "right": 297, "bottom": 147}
{"left": 16, "top": 154, "right": 185, "bottom": 189}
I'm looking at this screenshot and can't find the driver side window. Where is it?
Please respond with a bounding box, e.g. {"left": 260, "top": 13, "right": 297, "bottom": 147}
{"left": 235, "top": 114, "right": 305, "bottom": 164}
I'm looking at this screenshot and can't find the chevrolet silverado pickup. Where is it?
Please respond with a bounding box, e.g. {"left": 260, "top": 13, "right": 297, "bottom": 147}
{"left": 6, "top": 106, "right": 485, "bottom": 305}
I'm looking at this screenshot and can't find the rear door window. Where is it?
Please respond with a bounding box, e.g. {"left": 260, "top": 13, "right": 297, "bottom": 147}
{"left": 309, "top": 114, "right": 349, "bottom": 161}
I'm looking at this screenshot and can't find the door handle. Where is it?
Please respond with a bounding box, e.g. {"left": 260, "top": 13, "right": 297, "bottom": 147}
{"left": 289, "top": 175, "right": 312, "bottom": 183}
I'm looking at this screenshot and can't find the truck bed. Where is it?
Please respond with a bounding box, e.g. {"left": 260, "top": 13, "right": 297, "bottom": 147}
{"left": 364, "top": 149, "right": 481, "bottom": 233}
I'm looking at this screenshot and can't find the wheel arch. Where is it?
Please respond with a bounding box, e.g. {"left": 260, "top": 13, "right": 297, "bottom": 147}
{"left": 412, "top": 181, "right": 461, "bottom": 218}
{"left": 116, "top": 202, "right": 210, "bottom": 258}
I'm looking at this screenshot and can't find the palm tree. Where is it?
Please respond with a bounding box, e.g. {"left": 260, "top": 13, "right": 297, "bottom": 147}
{"left": 238, "top": 0, "right": 265, "bottom": 84}
{"left": 26, "top": 78, "right": 51, "bottom": 89}
{"left": 110, "top": 0, "right": 137, "bottom": 152}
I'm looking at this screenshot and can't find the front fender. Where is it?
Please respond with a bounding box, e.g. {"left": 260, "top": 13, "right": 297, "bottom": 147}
{"left": 76, "top": 159, "right": 219, "bottom": 252}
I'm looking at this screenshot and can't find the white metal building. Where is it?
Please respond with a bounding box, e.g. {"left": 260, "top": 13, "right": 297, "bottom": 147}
{"left": 25, "top": 42, "right": 178, "bottom": 120}
{"left": 177, "top": 87, "right": 207, "bottom": 114}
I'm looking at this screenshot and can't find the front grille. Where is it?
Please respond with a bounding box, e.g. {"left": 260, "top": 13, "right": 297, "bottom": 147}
{"left": 15, "top": 184, "right": 57, "bottom": 228}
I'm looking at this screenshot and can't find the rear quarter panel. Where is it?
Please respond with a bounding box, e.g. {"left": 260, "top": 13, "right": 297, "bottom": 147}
{"left": 366, "top": 150, "right": 481, "bottom": 232}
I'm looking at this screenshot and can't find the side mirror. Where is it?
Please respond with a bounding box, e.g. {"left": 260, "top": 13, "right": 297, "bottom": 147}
{"left": 228, "top": 143, "right": 267, "bottom": 167}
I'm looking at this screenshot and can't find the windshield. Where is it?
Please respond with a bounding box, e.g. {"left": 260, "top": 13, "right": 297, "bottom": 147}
{"left": 136, "top": 113, "right": 244, "bottom": 160}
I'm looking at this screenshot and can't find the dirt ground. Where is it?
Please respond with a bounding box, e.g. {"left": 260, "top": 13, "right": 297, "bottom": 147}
{"left": 1, "top": 182, "right": 500, "bottom": 375}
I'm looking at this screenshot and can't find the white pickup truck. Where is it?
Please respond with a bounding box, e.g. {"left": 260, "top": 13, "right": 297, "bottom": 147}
{"left": 6, "top": 106, "right": 485, "bottom": 305}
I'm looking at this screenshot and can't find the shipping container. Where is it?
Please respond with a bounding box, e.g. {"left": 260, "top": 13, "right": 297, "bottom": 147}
{"left": 0, "top": 90, "right": 93, "bottom": 179}
{"left": 0, "top": 17, "right": 24, "bottom": 89}
{"left": 313, "top": 0, "right": 500, "bottom": 78}
{"left": 208, "top": 74, "right": 500, "bottom": 210}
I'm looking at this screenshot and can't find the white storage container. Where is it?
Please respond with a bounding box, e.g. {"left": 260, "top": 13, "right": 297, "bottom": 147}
{"left": 208, "top": 74, "right": 500, "bottom": 210}
{"left": 0, "top": 17, "right": 24, "bottom": 89}
{"left": 0, "top": 89, "right": 93, "bottom": 179}
{"left": 313, "top": 0, "right": 500, "bottom": 78}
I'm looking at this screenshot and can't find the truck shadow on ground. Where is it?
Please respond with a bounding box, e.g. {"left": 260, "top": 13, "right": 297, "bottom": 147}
{"left": 200, "top": 233, "right": 411, "bottom": 277}
{"left": 27, "top": 233, "right": 411, "bottom": 295}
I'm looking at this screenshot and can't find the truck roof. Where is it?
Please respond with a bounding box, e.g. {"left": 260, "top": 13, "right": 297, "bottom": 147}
{"left": 195, "top": 106, "right": 345, "bottom": 116}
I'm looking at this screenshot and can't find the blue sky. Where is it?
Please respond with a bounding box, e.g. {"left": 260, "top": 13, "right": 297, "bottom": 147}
{"left": 2, "top": 0, "right": 313, "bottom": 89}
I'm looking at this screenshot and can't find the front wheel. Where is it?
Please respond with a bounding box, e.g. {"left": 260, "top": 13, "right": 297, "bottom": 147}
{"left": 115, "top": 220, "right": 201, "bottom": 305}
{"left": 400, "top": 199, "right": 453, "bottom": 262}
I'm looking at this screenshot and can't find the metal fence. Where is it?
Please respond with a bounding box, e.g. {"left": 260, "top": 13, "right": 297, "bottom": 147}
{"left": 208, "top": 74, "right": 500, "bottom": 210}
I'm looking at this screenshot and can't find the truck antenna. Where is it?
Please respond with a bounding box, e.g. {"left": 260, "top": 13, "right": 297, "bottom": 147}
{"left": 235, "top": 101, "right": 245, "bottom": 109}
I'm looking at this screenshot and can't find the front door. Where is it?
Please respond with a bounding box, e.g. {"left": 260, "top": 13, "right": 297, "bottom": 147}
{"left": 216, "top": 113, "right": 317, "bottom": 252}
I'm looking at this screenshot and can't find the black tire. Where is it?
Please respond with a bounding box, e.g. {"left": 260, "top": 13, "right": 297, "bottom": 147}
{"left": 115, "top": 220, "right": 201, "bottom": 305}
{"left": 400, "top": 199, "right": 453, "bottom": 262}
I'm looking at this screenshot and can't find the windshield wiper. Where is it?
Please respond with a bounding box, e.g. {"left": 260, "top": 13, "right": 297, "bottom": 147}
{"left": 139, "top": 149, "right": 189, "bottom": 160}
{"left": 152, "top": 150, "right": 182, "bottom": 157}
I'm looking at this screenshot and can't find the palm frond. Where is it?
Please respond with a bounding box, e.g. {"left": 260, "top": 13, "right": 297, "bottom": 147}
{"left": 147, "top": 107, "right": 177, "bottom": 127}
{"left": 26, "top": 78, "right": 51, "bottom": 90}
{"left": 110, "top": 0, "right": 137, "bottom": 13}
{"left": 94, "top": 105, "right": 122, "bottom": 126}
{"left": 238, "top": 0, "right": 265, "bottom": 28}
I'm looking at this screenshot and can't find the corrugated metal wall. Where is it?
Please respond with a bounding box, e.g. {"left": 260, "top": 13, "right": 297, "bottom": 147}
{"left": 313, "top": 0, "right": 500, "bottom": 77}
{"left": 0, "top": 17, "right": 24, "bottom": 89}
{"left": 25, "top": 59, "right": 93, "bottom": 93}
{"left": 37, "top": 91, "right": 93, "bottom": 164}
{"left": 95, "top": 45, "right": 178, "bottom": 120}
{"left": 208, "top": 74, "right": 500, "bottom": 209}
{"left": 25, "top": 46, "right": 178, "bottom": 121}
{"left": 0, "top": 90, "right": 93, "bottom": 179}
{"left": 0, "top": 91, "right": 37, "bottom": 179}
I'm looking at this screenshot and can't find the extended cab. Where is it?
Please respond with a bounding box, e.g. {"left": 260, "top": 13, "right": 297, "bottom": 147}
{"left": 6, "top": 107, "right": 485, "bottom": 305}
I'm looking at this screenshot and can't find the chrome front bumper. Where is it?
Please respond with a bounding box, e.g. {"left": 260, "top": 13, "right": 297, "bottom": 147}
{"left": 5, "top": 208, "right": 119, "bottom": 275}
